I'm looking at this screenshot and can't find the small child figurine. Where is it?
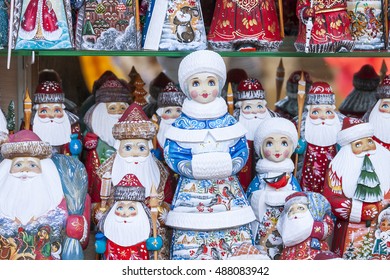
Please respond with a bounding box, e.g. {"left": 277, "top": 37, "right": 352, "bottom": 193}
{"left": 372, "top": 207, "right": 390, "bottom": 259}
{"left": 247, "top": 117, "right": 301, "bottom": 259}
{"left": 295, "top": 0, "right": 354, "bottom": 52}
{"left": 96, "top": 174, "right": 162, "bottom": 260}
{"left": 276, "top": 191, "right": 334, "bottom": 260}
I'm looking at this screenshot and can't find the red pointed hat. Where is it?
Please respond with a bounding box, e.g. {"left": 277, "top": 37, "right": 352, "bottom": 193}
{"left": 157, "top": 82, "right": 186, "bottom": 108}
{"left": 235, "top": 78, "right": 265, "bottom": 101}
{"left": 93, "top": 71, "right": 131, "bottom": 103}
{"left": 34, "top": 80, "right": 65, "bottom": 104}
{"left": 112, "top": 103, "right": 156, "bottom": 140}
{"left": 376, "top": 74, "right": 390, "bottom": 99}
{"left": 114, "top": 173, "right": 145, "bottom": 202}
{"left": 336, "top": 117, "right": 374, "bottom": 146}
{"left": 306, "top": 81, "right": 335, "bottom": 105}
{"left": 1, "top": 130, "right": 52, "bottom": 159}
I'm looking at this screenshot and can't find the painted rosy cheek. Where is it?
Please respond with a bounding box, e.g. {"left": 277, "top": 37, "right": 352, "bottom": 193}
{"left": 263, "top": 150, "right": 272, "bottom": 158}
{"left": 211, "top": 89, "right": 218, "bottom": 97}
{"left": 310, "top": 114, "right": 318, "bottom": 120}
{"left": 283, "top": 150, "right": 290, "bottom": 158}
{"left": 190, "top": 90, "right": 198, "bottom": 99}
{"left": 326, "top": 114, "right": 335, "bottom": 119}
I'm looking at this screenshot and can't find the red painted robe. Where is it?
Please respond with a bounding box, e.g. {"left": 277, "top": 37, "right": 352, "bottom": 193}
{"left": 237, "top": 140, "right": 255, "bottom": 192}
{"left": 207, "top": 0, "right": 282, "bottom": 50}
{"left": 104, "top": 240, "right": 149, "bottom": 260}
{"left": 295, "top": 0, "right": 354, "bottom": 52}
{"left": 300, "top": 143, "right": 337, "bottom": 193}
{"left": 280, "top": 215, "right": 334, "bottom": 260}
{"left": 323, "top": 166, "right": 388, "bottom": 258}
{"left": 373, "top": 136, "right": 390, "bottom": 151}
{"left": 20, "top": 0, "right": 61, "bottom": 40}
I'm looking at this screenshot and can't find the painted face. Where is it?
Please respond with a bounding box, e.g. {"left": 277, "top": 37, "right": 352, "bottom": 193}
{"left": 379, "top": 218, "right": 390, "bottom": 232}
{"left": 261, "top": 133, "right": 293, "bottom": 162}
{"left": 379, "top": 99, "right": 390, "bottom": 114}
{"left": 161, "top": 106, "right": 182, "bottom": 120}
{"left": 118, "top": 138, "right": 150, "bottom": 158}
{"left": 105, "top": 102, "right": 129, "bottom": 115}
{"left": 37, "top": 103, "right": 64, "bottom": 119}
{"left": 287, "top": 203, "right": 308, "bottom": 219}
{"left": 351, "top": 137, "right": 376, "bottom": 155}
{"left": 188, "top": 72, "right": 219, "bottom": 104}
{"left": 309, "top": 105, "right": 336, "bottom": 122}
{"left": 114, "top": 201, "right": 138, "bottom": 218}
{"left": 10, "top": 157, "right": 42, "bottom": 175}
{"left": 241, "top": 100, "right": 267, "bottom": 115}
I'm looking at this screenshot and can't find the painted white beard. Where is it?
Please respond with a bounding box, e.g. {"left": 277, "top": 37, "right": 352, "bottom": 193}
{"left": 111, "top": 153, "right": 161, "bottom": 197}
{"left": 157, "top": 119, "right": 175, "bottom": 148}
{"left": 238, "top": 111, "right": 271, "bottom": 140}
{"left": 0, "top": 110, "right": 8, "bottom": 134}
{"left": 103, "top": 202, "right": 150, "bottom": 247}
{"left": 33, "top": 113, "right": 72, "bottom": 146}
{"left": 255, "top": 158, "right": 295, "bottom": 174}
{"left": 0, "top": 159, "right": 64, "bottom": 225}
{"left": 329, "top": 144, "right": 390, "bottom": 199}
{"left": 91, "top": 103, "right": 121, "bottom": 148}
{"left": 369, "top": 102, "right": 390, "bottom": 144}
{"left": 304, "top": 114, "right": 341, "bottom": 146}
{"left": 277, "top": 210, "right": 314, "bottom": 247}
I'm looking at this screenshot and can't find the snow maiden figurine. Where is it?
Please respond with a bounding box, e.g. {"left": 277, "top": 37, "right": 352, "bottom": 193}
{"left": 246, "top": 117, "right": 301, "bottom": 259}
{"left": 164, "top": 50, "right": 257, "bottom": 260}
{"left": 207, "top": 0, "right": 283, "bottom": 51}
{"left": 295, "top": 0, "right": 354, "bottom": 52}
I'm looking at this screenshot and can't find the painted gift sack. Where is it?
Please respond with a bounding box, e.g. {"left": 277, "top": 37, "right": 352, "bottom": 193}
{"left": 10, "top": 0, "right": 74, "bottom": 50}
{"left": 347, "top": 0, "right": 385, "bottom": 50}
{"left": 142, "top": 0, "right": 207, "bottom": 50}
{"left": 75, "top": 0, "right": 141, "bottom": 50}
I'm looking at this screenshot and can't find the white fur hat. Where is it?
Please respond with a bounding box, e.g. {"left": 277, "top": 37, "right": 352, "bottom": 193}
{"left": 253, "top": 117, "right": 298, "bottom": 157}
{"left": 178, "top": 50, "right": 226, "bottom": 97}
{"left": 336, "top": 117, "right": 374, "bottom": 147}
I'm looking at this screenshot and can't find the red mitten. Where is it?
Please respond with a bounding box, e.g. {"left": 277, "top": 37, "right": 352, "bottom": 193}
{"left": 66, "top": 215, "right": 85, "bottom": 240}
{"left": 361, "top": 202, "right": 379, "bottom": 221}
{"left": 310, "top": 221, "right": 325, "bottom": 240}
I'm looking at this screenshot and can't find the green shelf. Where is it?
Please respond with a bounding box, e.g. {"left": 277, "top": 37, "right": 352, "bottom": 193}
{"left": 1, "top": 36, "right": 389, "bottom": 57}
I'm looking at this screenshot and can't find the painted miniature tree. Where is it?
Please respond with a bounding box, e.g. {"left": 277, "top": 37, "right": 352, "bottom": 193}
{"left": 355, "top": 156, "right": 381, "bottom": 204}
{"left": 128, "top": 66, "right": 139, "bottom": 98}
{"left": 356, "top": 232, "right": 375, "bottom": 260}
{"left": 6, "top": 100, "right": 15, "bottom": 134}
{"left": 344, "top": 241, "right": 357, "bottom": 260}
{"left": 133, "top": 74, "right": 148, "bottom": 107}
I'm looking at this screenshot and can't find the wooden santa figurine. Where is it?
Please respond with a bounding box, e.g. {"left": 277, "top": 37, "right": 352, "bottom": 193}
{"left": 323, "top": 117, "right": 390, "bottom": 259}
{"left": 276, "top": 191, "right": 334, "bottom": 260}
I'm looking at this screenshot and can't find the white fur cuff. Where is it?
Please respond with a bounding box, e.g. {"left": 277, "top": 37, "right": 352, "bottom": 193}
{"left": 350, "top": 199, "right": 363, "bottom": 223}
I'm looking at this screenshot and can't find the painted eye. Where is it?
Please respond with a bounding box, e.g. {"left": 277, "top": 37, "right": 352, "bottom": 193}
{"left": 139, "top": 146, "right": 146, "bottom": 152}
{"left": 116, "top": 206, "right": 123, "bottom": 211}
{"left": 265, "top": 141, "right": 273, "bottom": 147}
{"left": 282, "top": 141, "right": 288, "bottom": 147}
{"left": 244, "top": 105, "right": 252, "bottom": 110}
{"left": 208, "top": 79, "right": 216, "bottom": 86}
{"left": 54, "top": 109, "right": 61, "bottom": 113}
{"left": 40, "top": 109, "right": 47, "bottom": 114}
{"left": 355, "top": 142, "right": 362, "bottom": 148}
{"left": 192, "top": 81, "right": 200, "bottom": 87}
{"left": 14, "top": 163, "right": 22, "bottom": 168}
{"left": 311, "top": 110, "right": 319, "bottom": 115}
{"left": 124, "top": 145, "right": 132, "bottom": 151}
{"left": 121, "top": 106, "right": 127, "bottom": 111}
{"left": 326, "top": 110, "right": 333, "bottom": 115}
{"left": 30, "top": 163, "right": 37, "bottom": 168}
{"left": 257, "top": 105, "right": 264, "bottom": 109}
{"left": 165, "top": 109, "right": 172, "bottom": 114}
{"left": 368, "top": 139, "right": 374, "bottom": 144}
{"left": 129, "top": 207, "right": 135, "bottom": 211}
{"left": 382, "top": 104, "right": 389, "bottom": 109}
{"left": 298, "top": 206, "right": 305, "bottom": 211}
{"left": 176, "top": 108, "right": 182, "bottom": 113}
